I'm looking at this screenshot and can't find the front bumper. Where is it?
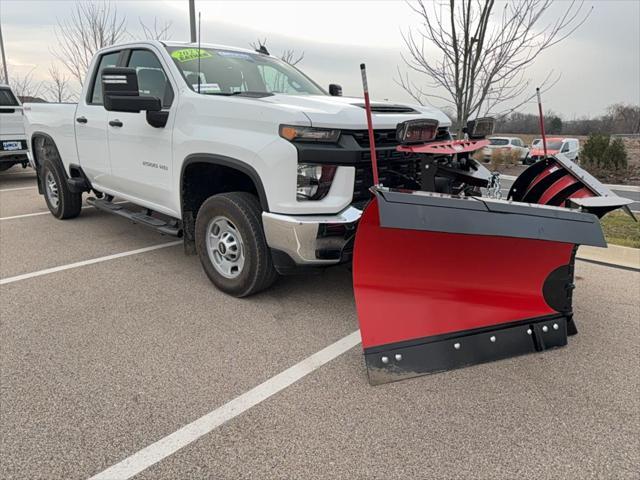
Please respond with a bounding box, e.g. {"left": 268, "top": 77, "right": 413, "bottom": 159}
{"left": 262, "top": 206, "right": 361, "bottom": 269}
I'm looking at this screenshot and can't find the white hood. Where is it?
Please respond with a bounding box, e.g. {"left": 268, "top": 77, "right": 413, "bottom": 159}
{"left": 258, "top": 94, "right": 451, "bottom": 130}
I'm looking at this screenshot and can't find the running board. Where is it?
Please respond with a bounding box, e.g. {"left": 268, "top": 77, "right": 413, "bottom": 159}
{"left": 86, "top": 197, "right": 182, "bottom": 237}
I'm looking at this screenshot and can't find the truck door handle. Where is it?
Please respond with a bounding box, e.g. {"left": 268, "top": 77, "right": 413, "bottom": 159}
{"left": 76, "top": 116, "right": 88, "bottom": 124}
{"left": 109, "top": 119, "right": 123, "bottom": 127}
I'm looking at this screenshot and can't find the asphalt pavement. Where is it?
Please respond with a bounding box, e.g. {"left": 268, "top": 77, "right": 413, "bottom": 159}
{"left": 1, "top": 166, "right": 639, "bottom": 479}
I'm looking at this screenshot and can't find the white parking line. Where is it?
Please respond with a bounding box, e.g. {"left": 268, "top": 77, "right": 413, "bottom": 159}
{"left": 0, "top": 201, "right": 128, "bottom": 221}
{"left": 0, "top": 210, "right": 51, "bottom": 221}
{"left": 0, "top": 171, "right": 35, "bottom": 176}
{"left": 90, "top": 330, "right": 362, "bottom": 480}
{"left": 0, "top": 241, "right": 182, "bottom": 285}
{"left": 0, "top": 186, "right": 37, "bottom": 192}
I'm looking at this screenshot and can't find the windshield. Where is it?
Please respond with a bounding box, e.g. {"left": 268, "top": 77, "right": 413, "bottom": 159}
{"left": 166, "top": 46, "right": 325, "bottom": 96}
{"left": 0, "top": 88, "right": 19, "bottom": 106}
{"left": 489, "top": 138, "right": 509, "bottom": 146}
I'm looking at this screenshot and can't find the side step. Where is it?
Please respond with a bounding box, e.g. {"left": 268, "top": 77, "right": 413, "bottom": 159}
{"left": 86, "top": 197, "right": 182, "bottom": 237}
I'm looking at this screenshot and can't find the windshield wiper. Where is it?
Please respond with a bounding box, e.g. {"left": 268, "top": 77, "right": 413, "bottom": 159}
{"left": 229, "top": 91, "right": 274, "bottom": 98}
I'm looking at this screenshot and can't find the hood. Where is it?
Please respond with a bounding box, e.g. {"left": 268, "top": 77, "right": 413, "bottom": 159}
{"left": 258, "top": 94, "right": 451, "bottom": 130}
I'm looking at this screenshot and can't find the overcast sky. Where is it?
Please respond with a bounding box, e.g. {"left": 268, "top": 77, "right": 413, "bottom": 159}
{"left": 1, "top": 0, "right": 639, "bottom": 118}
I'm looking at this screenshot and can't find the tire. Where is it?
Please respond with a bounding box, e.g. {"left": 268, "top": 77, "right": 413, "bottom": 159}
{"left": 41, "top": 159, "right": 82, "bottom": 219}
{"left": 195, "top": 192, "right": 278, "bottom": 297}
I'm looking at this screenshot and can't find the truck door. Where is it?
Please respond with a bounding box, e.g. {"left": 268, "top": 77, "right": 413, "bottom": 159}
{"left": 105, "top": 48, "right": 176, "bottom": 215}
{"left": 74, "top": 50, "right": 121, "bottom": 182}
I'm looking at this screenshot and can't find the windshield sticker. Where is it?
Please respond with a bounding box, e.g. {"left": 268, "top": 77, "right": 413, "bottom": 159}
{"left": 193, "top": 83, "right": 221, "bottom": 93}
{"left": 217, "top": 51, "right": 254, "bottom": 60}
{"left": 171, "top": 48, "right": 212, "bottom": 63}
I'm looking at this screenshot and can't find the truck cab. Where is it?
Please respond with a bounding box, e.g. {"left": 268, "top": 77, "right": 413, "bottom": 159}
{"left": 0, "top": 84, "right": 30, "bottom": 171}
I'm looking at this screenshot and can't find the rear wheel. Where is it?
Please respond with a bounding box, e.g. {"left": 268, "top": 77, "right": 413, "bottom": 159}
{"left": 195, "top": 192, "right": 277, "bottom": 297}
{"left": 42, "top": 160, "right": 82, "bottom": 219}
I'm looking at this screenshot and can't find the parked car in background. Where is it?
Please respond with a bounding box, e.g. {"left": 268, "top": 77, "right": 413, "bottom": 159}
{"left": 482, "top": 136, "right": 529, "bottom": 163}
{"left": 0, "top": 84, "right": 30, "bottom": 172}
{"left": 529, "top": 137, "right": 580, "bottom": 164}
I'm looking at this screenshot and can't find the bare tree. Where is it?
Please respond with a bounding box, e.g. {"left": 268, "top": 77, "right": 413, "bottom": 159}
{"left": 9, "top": 68, "right": 43, "bottom": 100}
{"left": 398, "top": 0, "right": 591, "bottom": 134}
{"left": 280, "top": 49, "right": 305, "bottom": 67}
{"left": 44, "top": 65, "right": 76, "bottom": 103}
{"left": 250, "top": 39, "right": 304, "bottom": 66}
{"left": 52, "top": 1, "right": 127, "bottom": 85}
{"left": 139, "top": 17, "right": 173, "bottom": 41}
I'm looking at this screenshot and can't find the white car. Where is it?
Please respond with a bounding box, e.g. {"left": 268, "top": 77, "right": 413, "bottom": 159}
{"left": 482, "top": 136, "right": 529, "bottom": 163}
{"left": 23, "top": 40, "right": 452, "bottom": 296}
{"left": 529, "top": 137, "right": 580, "bottom": 164}
{"left": 0, "top": 84, "right": 30, "bottom": 171}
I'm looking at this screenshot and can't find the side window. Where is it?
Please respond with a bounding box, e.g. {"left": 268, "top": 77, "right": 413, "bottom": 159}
{"left": 127, "top": 50, "right": 174, "bottom": 108}
{"left": 90, "top": 51, "right": 120, "bottom": 104}
{"left": 512, "top": 139, "right": 521, "bottom": 147}
{"left": 561, "top": 142, "right": 570, "bottom": 153}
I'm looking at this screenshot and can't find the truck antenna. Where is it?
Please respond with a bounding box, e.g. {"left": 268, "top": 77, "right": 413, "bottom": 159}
{"left": 197, "top": 12, "right": 201, "bottom": 94}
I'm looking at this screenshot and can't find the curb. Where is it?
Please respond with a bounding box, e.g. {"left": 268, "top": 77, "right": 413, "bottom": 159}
{"left": 577, "top": 244, "right": 640, "bottom": 271}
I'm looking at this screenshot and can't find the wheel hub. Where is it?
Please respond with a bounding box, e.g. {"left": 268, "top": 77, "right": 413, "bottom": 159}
{"left": 206, "top": 216, "right": 245, "bottom": 279}
{"left": 45, "top": 171, "right": 59, "bottom": 209}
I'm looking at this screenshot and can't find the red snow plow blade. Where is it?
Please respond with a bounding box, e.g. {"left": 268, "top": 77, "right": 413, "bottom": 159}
{"left": 353, "top": 186, "right": 609, "bottom": 385}
{"left": 353, "top": 66, "right": 633, "bottom": 385}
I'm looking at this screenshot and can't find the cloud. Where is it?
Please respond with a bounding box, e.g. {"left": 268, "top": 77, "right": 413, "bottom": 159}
{"left": 1, "top": 0, "right": 638, "bottom": 116}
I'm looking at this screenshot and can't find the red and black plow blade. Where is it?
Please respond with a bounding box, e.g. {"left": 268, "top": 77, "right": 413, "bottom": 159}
{"left": 353, "top": 187, "right": 607, "bottom": 385}
{"left": 508, "top": 155, "right": 635, "bottom": 218}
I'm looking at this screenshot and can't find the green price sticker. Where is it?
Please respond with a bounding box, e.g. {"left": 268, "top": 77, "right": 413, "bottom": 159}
{"left": 171, "top": 48, "right": 213, "bottom": 63}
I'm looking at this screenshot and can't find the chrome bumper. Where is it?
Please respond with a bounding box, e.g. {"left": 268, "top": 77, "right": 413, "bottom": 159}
{"left": 262, "top": 206, "right": 361, "bottom": 265}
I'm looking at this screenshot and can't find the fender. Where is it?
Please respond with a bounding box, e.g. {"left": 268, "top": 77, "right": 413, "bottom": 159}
{"left": 30, "top": 131, "right": 62, "bottom": 195}
{"left": 30, "top": 132, "right": 92, "bottom": 194}
{"left": 181, "top": 153, "right": 269, "bottom": 212}
{"left": 180, "top": 153, "right": 270, "bottom": 255}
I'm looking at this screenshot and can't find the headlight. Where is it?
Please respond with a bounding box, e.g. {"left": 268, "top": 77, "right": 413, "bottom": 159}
{"left": 466, "top": 117, "right": 495, "bottom": 139}
{"left": 297, "top": 164, "right": 337, "bottom": 200}
{"left": 280, "top": 125, "right": 341, "bottom": 143}
{"left": 396, "top": 119, "right": 439, "bottom": 144}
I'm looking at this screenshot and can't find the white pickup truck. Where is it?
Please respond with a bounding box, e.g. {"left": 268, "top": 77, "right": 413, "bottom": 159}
{"left": 24, "top": 40, "right": 451, "bottom": 296}
{"left": 0, "top": 84, "right": 30, "bottom": 171}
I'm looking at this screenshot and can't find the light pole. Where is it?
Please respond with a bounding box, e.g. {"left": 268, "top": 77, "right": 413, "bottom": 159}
{"left": 0, "top": 21, "right": 9, "bottom": 84}
{"left": 189, "top": 0, "right": 196, "bottom": 43}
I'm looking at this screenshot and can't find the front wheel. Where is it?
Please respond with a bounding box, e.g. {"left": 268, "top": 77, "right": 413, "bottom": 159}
{"left": 195, "top": 192, "right": 278, "bottom": 297}
{"left": 42, "top": 160, "right": 82, "bottom": 219}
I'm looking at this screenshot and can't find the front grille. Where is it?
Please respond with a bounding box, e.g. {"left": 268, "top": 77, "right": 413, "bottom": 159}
{"left": 351, "top": 129, "right": 398, "bottom": 148}
{"left": 337, "top": 127, "right": 451, "bottom": 205}
{"left": 353, "top": 149, "right": 422, "bottom": 204}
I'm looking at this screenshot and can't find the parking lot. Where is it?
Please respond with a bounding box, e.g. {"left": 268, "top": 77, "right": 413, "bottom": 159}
{"left": 1, "top": 165, "right": 638, "bottom": 479}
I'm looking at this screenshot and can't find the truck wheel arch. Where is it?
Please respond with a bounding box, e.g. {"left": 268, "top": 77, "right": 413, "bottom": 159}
{"left": 30, "top": 132, "right": 65, "bottom": 194}
{"left": 180, "top": 154, "right": 270, "bottom": 254}
{"left": 30, "top": 132, "right": 60, "bottom": 171}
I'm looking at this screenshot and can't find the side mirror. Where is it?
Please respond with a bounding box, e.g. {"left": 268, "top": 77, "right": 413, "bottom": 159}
{"left": 101, "top": 67, "right": 161, "bottom": 113}
{"left": 329, "top": 84, "right": 342, "bottom": 96}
